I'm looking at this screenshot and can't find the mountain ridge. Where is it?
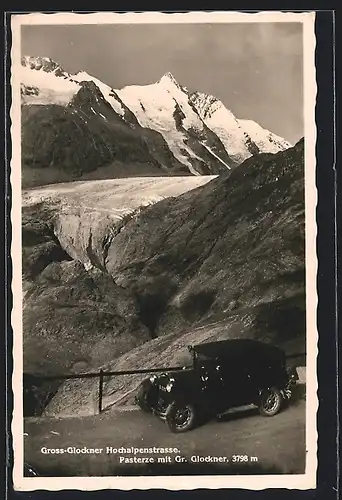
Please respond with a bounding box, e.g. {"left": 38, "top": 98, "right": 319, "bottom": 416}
{"left": 20, "top": 55, "right": 292, "bottom": 185}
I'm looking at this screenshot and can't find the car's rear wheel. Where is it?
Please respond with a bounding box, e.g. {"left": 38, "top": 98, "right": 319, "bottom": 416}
{"left": 166, "top": 401, "right": 197, "bottom": 433}
{"left": 258, "top": 387, "right": 283, "bottom": 416}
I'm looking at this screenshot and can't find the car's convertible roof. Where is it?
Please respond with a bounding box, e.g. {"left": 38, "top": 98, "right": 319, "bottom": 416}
{"left": 189, "top": 339, "right": 284, "bottom": 361}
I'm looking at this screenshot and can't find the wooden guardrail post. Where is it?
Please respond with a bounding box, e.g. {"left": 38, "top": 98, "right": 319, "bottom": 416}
{"left": 98, "top": 369, "right": 104, "bottom": 414}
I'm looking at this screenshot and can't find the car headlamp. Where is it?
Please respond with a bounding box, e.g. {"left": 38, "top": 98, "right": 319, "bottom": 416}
{"left": 166, "top": 382, "right": 174, "bottom": 392}
{"left": 149, "top": 375, "right": 157, "bottom": 383}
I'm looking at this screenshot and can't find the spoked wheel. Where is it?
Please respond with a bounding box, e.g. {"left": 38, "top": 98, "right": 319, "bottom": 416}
{"left": 258, "top": 387, "right": 283, "bottom": 416}
{"left": 166, "top": 401, "right": 197, "bottom": 433}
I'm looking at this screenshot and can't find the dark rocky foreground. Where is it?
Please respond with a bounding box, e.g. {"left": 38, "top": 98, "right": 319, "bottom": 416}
{"left": 22, "top": 139, "right": 305, "bottom": 416}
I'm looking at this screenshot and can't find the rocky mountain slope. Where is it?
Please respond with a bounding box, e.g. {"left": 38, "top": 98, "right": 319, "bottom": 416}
{"left": 22, "top": 139, "right": 305, "bottom": 416}
{"left": 22, "top": 177, "right": 214, "bottom": 374}
{"left": 20, "top": 56, "right": 291, "bottom": 186}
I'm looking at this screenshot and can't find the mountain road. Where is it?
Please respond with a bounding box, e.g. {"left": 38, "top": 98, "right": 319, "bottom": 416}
{"left": 23, "top": 395, "right": 306, "bottom": 477}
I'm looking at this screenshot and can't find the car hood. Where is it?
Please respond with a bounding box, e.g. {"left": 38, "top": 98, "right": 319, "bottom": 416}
{"left": 150, "top": 369, "right": 197, "bottom": 388}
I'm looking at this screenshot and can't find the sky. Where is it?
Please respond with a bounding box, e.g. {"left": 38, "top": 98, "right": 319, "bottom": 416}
{"left": 21, "top": 22, "right": 304, "bottom": 144}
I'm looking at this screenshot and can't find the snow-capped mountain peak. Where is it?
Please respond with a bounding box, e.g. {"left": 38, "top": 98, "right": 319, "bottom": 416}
{"left": 115, "top": 72, "right": 233, "bottom": 173}
{"left": 190, "top": 91, "right": 257, "bottom": 164}
{"left": 20, "top": 56, "right": 126, "bottom": 117}
{"left": 20, "top": 55, "right": 79, "bottom": 105}
{"left": 160, "top": 71, "right": 177, "bottom": 82}
{"left": 21, "top": 55, "right": 63, "bottom": 74}
{"left": 190, "top": 91, "right": 229, "bottom": 120}
{"left": 158, "top": 72, "right": 182, "bottom": 89}
{"left": 190, "top": 90, "right": 292, "bottom": 164}
{"left": 69, "top": 70, "right": 125, "bottom": 117}
{"left": 238, "top": 119, "right": 292, "bottom": 153}
{"left": 20, "top": 55, "right": 293, "bottom": 176}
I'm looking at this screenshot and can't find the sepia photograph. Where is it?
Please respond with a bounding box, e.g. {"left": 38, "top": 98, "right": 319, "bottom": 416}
{"left": 10, "top": 11, "right": 317, "bottom": 491}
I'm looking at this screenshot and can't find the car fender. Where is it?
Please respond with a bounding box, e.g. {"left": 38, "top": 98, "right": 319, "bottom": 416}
{"left": 135, "top": 378, "right": 157, "bottom": 410}
{"left": 165, "top": 391, "right": 200, "bottom": 412}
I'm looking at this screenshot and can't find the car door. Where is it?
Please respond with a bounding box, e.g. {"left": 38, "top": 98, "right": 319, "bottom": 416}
{"left": 217, "top": 359, "right": 257, "bottom": 409}
{"left": 196, "top": 359, "right": 226, "bottom": 411}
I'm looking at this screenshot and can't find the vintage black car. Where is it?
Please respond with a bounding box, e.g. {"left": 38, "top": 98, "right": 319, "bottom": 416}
{"left": 135, "top": 339, "right": 296, "bottom": 433}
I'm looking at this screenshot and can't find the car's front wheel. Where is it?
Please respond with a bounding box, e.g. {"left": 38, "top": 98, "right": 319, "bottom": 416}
{"left": 258, "top": 387, "right": 283, "bottom": 416}
{"left": 165, "top": 401, "right": 197, "bottom": 433}
{"left": 135, "top": 380, "right": 154, "bottom": 413}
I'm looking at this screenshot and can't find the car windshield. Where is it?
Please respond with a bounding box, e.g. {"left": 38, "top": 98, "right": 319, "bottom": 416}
{"left": 177, "top": 350, "right": 193, "bottom": 368}
{"left": 195, "top": 353, "right": 219, "bottom": 368}
{"left": 197, "top": 353, "right": 216, "bottom": 363}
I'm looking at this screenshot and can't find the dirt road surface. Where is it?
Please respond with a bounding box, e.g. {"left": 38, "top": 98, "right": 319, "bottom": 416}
{"left": 24, "top": 397, "right": 305, "bottom": 477}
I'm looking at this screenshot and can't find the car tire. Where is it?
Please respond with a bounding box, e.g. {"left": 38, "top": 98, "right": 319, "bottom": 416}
{"left": 258, "top": 387, "right": 283, "bottom": 417}
{"left": 135, "top": 380, "right": 153, "bottom": 413}
{"left": 166, "top": 401, "right": 197, "bottom": 433}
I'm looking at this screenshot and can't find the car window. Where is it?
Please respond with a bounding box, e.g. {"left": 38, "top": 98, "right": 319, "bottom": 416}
{"left": 197, "top": 353, "right": 216, "bottom": 363}
{"left": 177, "top": 351, "right": 193, "bottom": 367}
